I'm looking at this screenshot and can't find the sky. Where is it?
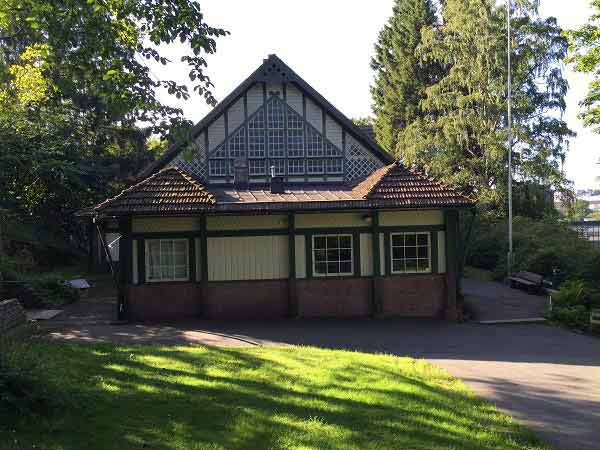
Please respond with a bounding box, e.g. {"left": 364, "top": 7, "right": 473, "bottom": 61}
{"left": 153, "top": 0, "right": 599, "bottom": 190}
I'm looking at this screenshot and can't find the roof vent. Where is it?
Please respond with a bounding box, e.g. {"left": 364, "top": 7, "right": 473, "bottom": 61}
{"left": 270, "top": 165, "right": 284, "bottom": 194}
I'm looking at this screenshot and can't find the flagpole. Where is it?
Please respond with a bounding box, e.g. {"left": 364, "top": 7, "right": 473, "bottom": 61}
{"left": 507, "top": 0, "right": 514, "bottom": 275}
{"left": 506, "top": 0, "right": 513, "bottom": 276}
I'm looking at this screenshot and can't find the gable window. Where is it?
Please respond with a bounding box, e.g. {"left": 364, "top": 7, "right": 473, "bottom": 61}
{"left": 249, "top": 159, "right": 266, "bottom": 176}
{"left": 268, "top": 129, "right": 285, "bottom": 158}
{"left": 306, "top": 127, "right": 323, "bottom": 157}
{"left": 229, "top": 128, "right": 246, "bottom": 158}
{"left": 326, "top": 159, "right": 343, "bottom": 174}
{"left": 313, "top": 235, "right": 353, "bottom": 277}
{"left": 209, "top": 159, "right": 229, "bottom": 177}
{"left": 145, "top": 239, "right": 189, "bottom": 282}
{"left": 307, "top": 159, "right": 324, "bottom": 174}
{"left": 288, "top": 159, "right": 305, "bottom": 175}
{"left": 248, "top": 110, "right": 265, "bottom": 158}
{"left": 390, "top": 232, "right": 431, "bottom": 274}
{"left": 287, "top": 109, "right": 304, "bottom": 157}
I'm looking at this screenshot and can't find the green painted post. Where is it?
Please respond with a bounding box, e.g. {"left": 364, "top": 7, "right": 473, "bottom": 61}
{"left": 444, "top": 210, "right": 459, "bottom": 321}
{"left": 371, "top": 210, "right": 381, "bottom": 316}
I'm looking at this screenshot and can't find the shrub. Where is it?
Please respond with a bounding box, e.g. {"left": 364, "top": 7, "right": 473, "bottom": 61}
{"left": 547, "top": 305, "right": 590, "bottom": 331}
{"left": 30, "top": 275, "right": 79, "bottom": 307}
{"left": 466, "top": 215, "right": 600, "bottom": 287}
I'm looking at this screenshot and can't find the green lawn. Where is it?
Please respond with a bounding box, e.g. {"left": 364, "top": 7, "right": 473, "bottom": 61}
{"left": 1, "top": 343, "right": 551, "bottom": 450}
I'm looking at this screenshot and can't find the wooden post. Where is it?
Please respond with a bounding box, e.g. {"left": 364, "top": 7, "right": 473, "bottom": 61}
{"left": 444, "top": 209, "right": 459, "bottom": 321}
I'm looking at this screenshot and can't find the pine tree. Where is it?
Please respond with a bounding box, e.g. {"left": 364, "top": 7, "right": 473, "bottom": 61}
{"left": 370, "top": 0, "right": 439, "bottom": 154}
{"left": 400, "top": 0, "right": 572, "bottom": 212}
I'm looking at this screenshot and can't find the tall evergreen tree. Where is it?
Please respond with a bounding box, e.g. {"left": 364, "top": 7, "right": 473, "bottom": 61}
{"left": 400, "top": 0, "right": 572, "bottom": 212}
{"left": 370, "top": 0, "right": 439, "bottom": 153}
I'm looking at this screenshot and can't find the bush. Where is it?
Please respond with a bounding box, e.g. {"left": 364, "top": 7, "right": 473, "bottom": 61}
{"left": 466, "top": 215, "right": 600, "bottom": 287}
{"left": 547, "top": 305, "right": 590, "bottom": 331}
{"left": 0, "top": 338, "right": 59, "bottom": 416}
{"left": 30, "top": 275, "right": 79, "bottom": 307}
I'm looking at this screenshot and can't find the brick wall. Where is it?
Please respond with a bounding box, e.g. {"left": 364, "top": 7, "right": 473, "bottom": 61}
{"left": 0, "top": 298, "right": 26, "bottom": 333}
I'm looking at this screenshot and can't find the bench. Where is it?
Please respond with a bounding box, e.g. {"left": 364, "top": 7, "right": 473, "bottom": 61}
{"left": 507, "top": 271, "right": 543, "bottom": 295}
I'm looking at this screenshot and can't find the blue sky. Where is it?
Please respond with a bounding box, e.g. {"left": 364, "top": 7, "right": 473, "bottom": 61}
{"left": 153, "top": 0, "right": 599, "bottom": 190}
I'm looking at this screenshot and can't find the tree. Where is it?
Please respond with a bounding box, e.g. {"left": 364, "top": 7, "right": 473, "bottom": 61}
{"left": 567, "top": 2, "right": 600, "bottom": 132}
{"left": 398, "top": 0, "right": 572, "bottom": 213}
{"left": 370, "top": 0, "right": 440, "bottom": 153}
{"left": 566, "top": 199, "right": 591, "bottom": 221}
{"left": 0, "top": 0, "right": 227, "bottom": 238}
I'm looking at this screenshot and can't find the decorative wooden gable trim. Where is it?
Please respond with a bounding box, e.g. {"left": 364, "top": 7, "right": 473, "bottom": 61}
{"left": 139, "top": 54, "right": 393, "bottom": 182}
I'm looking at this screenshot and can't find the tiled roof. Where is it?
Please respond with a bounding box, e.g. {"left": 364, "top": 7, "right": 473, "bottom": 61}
{"left": 356, "top": 162, "right": 474, "bottom": 207}
{"left": 94, "top": 166, "right": 215, "bottom": 215}
{"left": 89, "top": 162, "right": 473, "bottom": 216}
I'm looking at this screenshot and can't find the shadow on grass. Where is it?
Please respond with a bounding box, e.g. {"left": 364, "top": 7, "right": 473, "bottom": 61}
{"left": 2, "top": 342, "right": 550, "bottom": 450}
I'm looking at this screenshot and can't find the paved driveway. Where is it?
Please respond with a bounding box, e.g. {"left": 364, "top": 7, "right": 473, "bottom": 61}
{"left": 46, "top": 319, "right": 600, "bottom": 450}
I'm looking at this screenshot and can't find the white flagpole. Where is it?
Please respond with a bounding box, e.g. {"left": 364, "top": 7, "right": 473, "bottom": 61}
{"left": 507, "top": 0, "right": 514, "bottom": 275}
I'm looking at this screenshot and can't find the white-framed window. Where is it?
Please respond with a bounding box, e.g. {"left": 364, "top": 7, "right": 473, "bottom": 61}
{"left": 312, "top": 234, "right": 353, "bottom": 277}
{"left": 288, "top": 159, "right": 305, "bottom": 175}
{"left": 145, "top": 239, "right": 189, "bottom": 282}
{"left": 390, "top": 232, "right": 431, "bottom": 274}
{"left": 248, "top": 159, "right": 266, "bottom": 176}
{"left": 209, "top": 159, "right": 229, "bottom": 177}
{"left": 307, "top": 159, "right": 324, "bottom": 174}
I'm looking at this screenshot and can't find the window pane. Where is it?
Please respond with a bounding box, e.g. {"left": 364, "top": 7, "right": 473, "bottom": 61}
{"left": 417, "top": 233, "right": 429, "bottom": 245}
{"left": 314, "top": 249, "right": 327, "bottom": 263}
{"left": 315, "top": 262, "right": 327, "bottom": 275}
{"left": 405, "top": 259, "right": 418, "bottom": 272}
{"left": 326, "top": 236, "right": 338, "bottom": 248}
{"left": 340, "top": 261, "right": 352, "bottom": 274}
{"left": 405, "top": 234, "right": 417, "bottom": 246}
{"left": 339, "top": 236, "right": 352, "bottom": 248}
{"left": 339, "top": 249, "right": 352, "bottom": 261}
{"left": 392, "top": 247, "right": 404, "bottom": 260}
{"left": 405, "top": 246, "right": 417, "bottom": 259}
{"left": 418, "top": 246, "right": 428, "bottom": 258}
{"left": 327, "top": 248, "right": 340, "bottom": 261}
{"left": 314, "top": 236, "right": 326, "bottom": 250}
{"left": 392, "top": 234, "right": 404, "bottom": 247}
{"left": 392, "top": 260, "right": 404, "bottom": 273}
{"left": 327, "top": 262, "right": 338, "bottom": 274}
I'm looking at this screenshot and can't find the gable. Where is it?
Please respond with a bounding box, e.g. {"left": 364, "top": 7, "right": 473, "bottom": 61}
{"left": 142, "top": 55, "right": 393, "bottom": 185}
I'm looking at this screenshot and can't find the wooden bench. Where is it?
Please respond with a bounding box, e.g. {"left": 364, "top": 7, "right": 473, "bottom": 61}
{"left": 507, "top": 271, "right": 543, "bottom": 294}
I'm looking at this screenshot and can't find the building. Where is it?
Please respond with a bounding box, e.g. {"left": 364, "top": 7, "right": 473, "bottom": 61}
{"left": 84, "top": 55, "right": 474, "bottom": 321}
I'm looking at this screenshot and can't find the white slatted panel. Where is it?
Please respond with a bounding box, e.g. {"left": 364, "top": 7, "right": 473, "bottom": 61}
{"left": 326, "top": 114, "right": 343, "bottom": 148}
{"left": 305, "top": 97, "right": 322, "bottom": 132}
{"left": 437, "top": 231, "right": 446, "bottom": 274}
{"left": 208, "top": 114, "right": 225, "bottom": 151}
{"left": 228, "top": 97, "right": 245, "bottom": 132}
{"left": 246, "top": 83, "right": 264, "bottom": 115}
{"left": 286, "top": 84, "right": 303, "bottom": 115}
{"left": 207, "top": 235, "right": 289, "bottom": 281}
{"left": 360, "top": 233, "right": 373, "bottom": 276}
{"left": 295, "top": 235, "right": 306, "bottom": 279}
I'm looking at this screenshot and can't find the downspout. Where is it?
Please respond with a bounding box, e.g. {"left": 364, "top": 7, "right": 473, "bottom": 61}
{"left": 93, "top": 214, "right": 125, "bottom": 321}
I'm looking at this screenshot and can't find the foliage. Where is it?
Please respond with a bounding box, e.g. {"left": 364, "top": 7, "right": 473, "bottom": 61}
{"left": 376, "top": 0, "right": 573, "bottom": 213}
{"left": 351, "top": 116, "right": 374, "bottom": 127}
{"left": 547, "top": 305, "right": 590, "bottom": 330}
{"left": 1, "top": 342, "right": 552, "bottom": 450}
{"left": 0, "top": 337, "right": 63, "bottom": 416}
{"left": 564, "top": 199, "right": 592, "bottom": 221}
{"left": 0, "top": 0, "right": 227, "bottom": 240}
{"left": 566, "top": 1, "right": 600, "bottom": 132}
{"left": 29, "top": 275, "right": 79, "bottom": 306}
{"left": 370, "top": 0, "right": 440, "bottom": 153}
{"left": 466, "top": 215, "right": 600, "bottom": 284}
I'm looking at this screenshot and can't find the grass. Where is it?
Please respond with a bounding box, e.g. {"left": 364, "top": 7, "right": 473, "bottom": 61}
{"left": 0, "top": 342, "right": 551, "bottom": 450}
